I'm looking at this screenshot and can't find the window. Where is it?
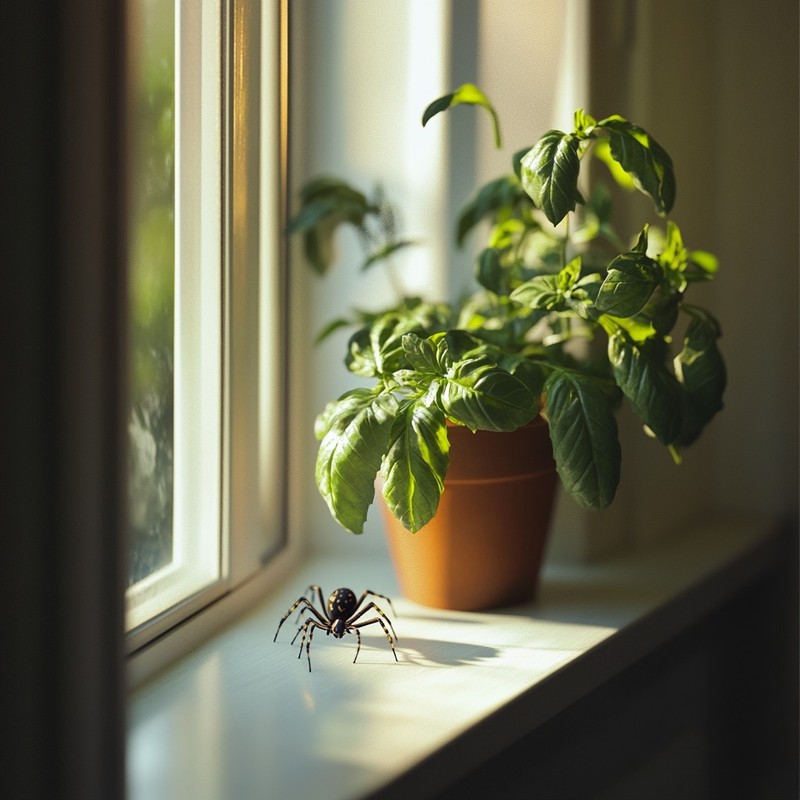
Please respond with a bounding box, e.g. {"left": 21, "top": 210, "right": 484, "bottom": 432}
{"left": 125, "top": 0, "right": 287, "bottom": 651}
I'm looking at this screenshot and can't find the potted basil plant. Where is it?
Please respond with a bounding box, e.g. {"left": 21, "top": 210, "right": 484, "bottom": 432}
{"left": 290, "top": 84, "right": 725, "bottom": 609}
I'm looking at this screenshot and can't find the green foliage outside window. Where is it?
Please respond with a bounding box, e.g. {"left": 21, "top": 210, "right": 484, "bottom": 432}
{"left": 127, "top": 0, "right": 175, "bottom": 585}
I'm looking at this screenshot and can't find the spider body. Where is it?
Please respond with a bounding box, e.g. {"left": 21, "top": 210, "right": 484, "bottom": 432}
{"left": 274, "top": 585, "right": 398, "bottom": 672}
{"left": 326, "top": 587, "right": 357, "bottom": 637}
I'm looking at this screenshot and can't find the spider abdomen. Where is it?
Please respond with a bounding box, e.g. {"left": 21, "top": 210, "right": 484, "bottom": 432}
{"left": 327, "top": 587, "right": 357, "bottom": 620}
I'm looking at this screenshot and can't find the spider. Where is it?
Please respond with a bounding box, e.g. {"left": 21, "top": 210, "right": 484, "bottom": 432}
{"left": 273, "top": 585, "right": 399, "bottom": 672}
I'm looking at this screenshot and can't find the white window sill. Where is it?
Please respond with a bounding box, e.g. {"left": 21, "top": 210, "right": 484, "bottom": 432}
{"left": 127, "top": 515, "right": 782, "bottom": 799}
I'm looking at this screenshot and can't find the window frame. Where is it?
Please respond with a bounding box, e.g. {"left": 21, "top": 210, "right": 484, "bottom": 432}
{"left": 126, "top": 0, "right": 294, "bottom": 669}
{"left": 125, "top": 0, "right": 226, "bottom": 637}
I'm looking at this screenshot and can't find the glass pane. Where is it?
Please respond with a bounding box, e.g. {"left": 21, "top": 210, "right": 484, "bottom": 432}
{"left": 127, "top": 0, "right": 175, "bottom": 586}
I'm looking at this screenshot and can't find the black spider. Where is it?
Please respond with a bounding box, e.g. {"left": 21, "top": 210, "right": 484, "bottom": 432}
{"left": 273, "top": 585, "right": 399, "bottom": 672}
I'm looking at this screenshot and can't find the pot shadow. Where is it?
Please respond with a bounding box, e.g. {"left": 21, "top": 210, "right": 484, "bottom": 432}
{"left": 360, "top": 633, "right": 498, "bottom": 667}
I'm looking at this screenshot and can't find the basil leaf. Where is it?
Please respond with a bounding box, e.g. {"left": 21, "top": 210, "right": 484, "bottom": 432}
{"left": 381, "top": 402, "right": 450, "bottom": 532}
{"left": 346, "top": 307, "right": 451, "bottom": 378}
{"left": 608, "top": 331, "right": 682, "bottom": 445}
{"left": 596, "top": 250, "right": 661, "bottom": 317}
{"left": 441, "top": 354, "right": 535, "bottom": 432}
{"left": 595, "top": 117, "right": 676, "bottom": 215}
{"left": 315, "top": 390, "right": 399, "bottom": 533}
{"left": 422, "top": 83, "right": 502, "bottom": 148}
{"left": 510, "top": 273, "right": 565, "bottom": 310}
{"left": 457, "top": 175, "right": 526, "bottom": 246}
{"left": 520, "top": 130, "right": 582, "bottom": 226}
{"left": 344, "top": 325, "right": 380, "bottom": 378}
{"left": 477, "top": 247, "right": 508, "bottom": 295}
{"left": 401, "top": 333, "right": 441, "bottom": 375}
{"left": 674, "top": 311, "right": 726, "bottom": 446}
{"left": 288, "top": 178, "right": 373, "bottom": 274}
{"left": 361, "top": 239, "right": 417, "bottom": 272}
{"left": 545, "top": 371, "right": 620, "bottom": 510}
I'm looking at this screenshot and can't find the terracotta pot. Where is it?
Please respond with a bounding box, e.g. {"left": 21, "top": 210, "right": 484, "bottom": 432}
{"left": 381, "top": 416, "right": 558, "bottom": 611}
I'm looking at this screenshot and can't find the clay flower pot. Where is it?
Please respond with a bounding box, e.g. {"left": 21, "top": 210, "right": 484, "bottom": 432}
{"left": 382, "top": 416, "right": 558, "bottom": 611}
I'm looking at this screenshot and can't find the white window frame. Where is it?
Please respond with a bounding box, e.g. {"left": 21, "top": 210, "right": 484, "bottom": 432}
{"left": 126, "top": 0, "right": 292, "bottom": 662}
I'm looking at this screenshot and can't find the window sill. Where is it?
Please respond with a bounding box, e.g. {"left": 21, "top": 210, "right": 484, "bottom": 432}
{"left": 127, "top": 515, "right": 784, "bottom": 799}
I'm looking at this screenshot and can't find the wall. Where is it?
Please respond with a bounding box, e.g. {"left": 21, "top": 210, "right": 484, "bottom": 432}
{"left": 587, "top": 0, "right": 799, "bottom": 549}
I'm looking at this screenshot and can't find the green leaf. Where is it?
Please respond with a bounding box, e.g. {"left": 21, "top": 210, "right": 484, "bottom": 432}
{"left": 573, "top": 108, "right": 597, "bottom": 136}
{"left": 508, "top": 358, "right": 549, "bottom": 399}
{"left": 592, "top": 138, "right": 636, "bottom": 193}
{"left": 564, "top": 271, "right": 603, "bottom": 320}
{"left": 657, "top": 221, "right": 687, "bottom": 272}
{"left": 557, "top": 255, "right": 582, "bottom": 292}
{"left": 422, "top": 83, "right": 502, "bottom": 148}
{"left": 512, "top": 146, "right": 533, "bottom": 180}
{"left": 381, "top": 402, "right": 450, "bottom": 532}
{"left": 346, "top": 315, "right": 411, "bottom": 378}
{"left": 544, "top": 370, "right": 621, "bottom": 510}
{"left": 510, "top": 273, "right": 565, "bottom": 311}
{"left": 597, "top": 312, "right": 658, "bottom": 344}
{"left": 401, "top": 332, "right": 442, "bottom": 375}
{"left": 476, "top": 247, "right": 508, "bottom": 295}
{"left": 300, "top": 215, "right": 345, "bottom": 275}
{"left": 674, "top": 309, "right": 726, "bottom": 446}
{"left": 636, "top": 284, "right": 680, "bottom": 337}
{"left": 315, "top": 390, "right": 399, "bottom": 533}
{"left": 595, "top": 116, "right": 676, "bottom": 215}
{"left": 361, "top": 239, "right": 417, "bottom": 272}
{"left": 520, "top": 131, "right": 583, "bottom": 226}
{"left": 298, "top": 176, "right": 370, "bottom": 208}
{"left": 595, "top": 248, "right": 661, "bottom": 318}
{"left": 608, "top": 332, "right": 683, "bottom": 445}
{"left": 688, "top": 249, "right": 719, "bottom": 275}
{"left": 433, "top": 329, "right": 489, "bottom": 363}
{"left": 345, "top": 306, "right": 451, "bottom": 378}
{"left": 287, "top": 178, "right": 373, "bottom": 274}
{"left": 456, "top": 175, "right": 527, "bottom": 246}
{"left": 370, "top": 313, "right": 415, "bottom": 375}
{"left": 440, "top": 352, "right": 536, "bottom": 432}
{"left": 314, "top": 316, "right": 353, "bottom": 345}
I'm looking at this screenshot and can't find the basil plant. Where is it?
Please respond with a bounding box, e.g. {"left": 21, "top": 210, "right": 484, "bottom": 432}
{"left": 290, "top": 84, "right": 725, "bottom": 535}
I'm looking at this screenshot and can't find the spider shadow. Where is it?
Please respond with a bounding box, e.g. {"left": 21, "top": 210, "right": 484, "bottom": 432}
{"left": 360, "top": 632, "right": 498, "bottom": 667}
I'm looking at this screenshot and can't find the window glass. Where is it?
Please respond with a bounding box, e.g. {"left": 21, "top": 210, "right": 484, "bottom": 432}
{"left": 127, "top": 0, "right": 176, "bottom": 586}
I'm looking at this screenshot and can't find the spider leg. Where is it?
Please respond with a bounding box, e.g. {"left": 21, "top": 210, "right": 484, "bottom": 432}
{"left": 295, "top": 618, "right": 313, "bottom": 655}
{"left": 294, "top": 585, "right": 327, "bottom": 624}
{"left": 292, "top": 604, "right": 325, "bottom": 638}
{"left": 352, "top": 617, "right": 399, "bottom": 662}
{"left": 291, "top": 617, "right": 309, "bottom": 645}
{"left": 304, "top": 622, "right": 321, "bottom": 673}
{"left": 347, "top": 601, "right": 398, "bottom": 642}
{"left": 359, "top": 589, "right": 397, "bottom": 618}
{"left": 295, "top": 619, "right": 326, "bottom": 672}
{"left": 274, "top": 597, "right": 327, "bottom": 642}
{"left": 351, "top": 627, "right": 362, "bottom": 663}
{"left": 349, "top": 590, "right": 396, "bottom": 623}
